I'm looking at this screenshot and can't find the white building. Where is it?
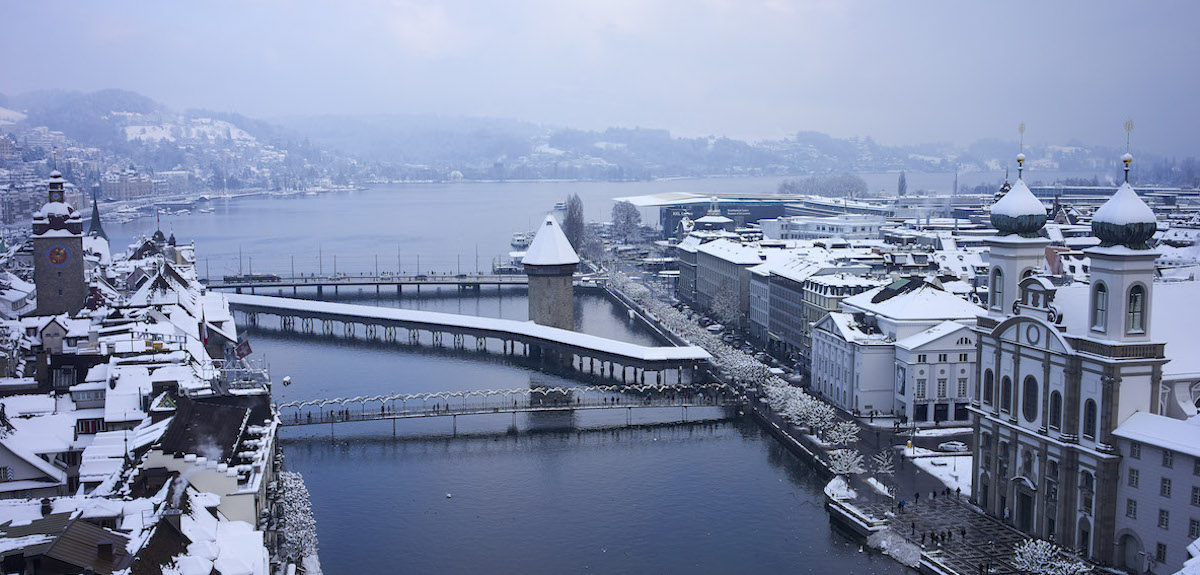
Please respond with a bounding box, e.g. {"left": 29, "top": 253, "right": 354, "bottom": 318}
{"left": 810, "top": 277, "right": 982, "bottom": 416}
{"left": 759, "top": 214, "right": 884, "bottom": 241}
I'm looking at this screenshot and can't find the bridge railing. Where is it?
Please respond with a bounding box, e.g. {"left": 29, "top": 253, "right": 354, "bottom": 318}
{"left": 277, "top": 383, "right": 741, "bottom": 425}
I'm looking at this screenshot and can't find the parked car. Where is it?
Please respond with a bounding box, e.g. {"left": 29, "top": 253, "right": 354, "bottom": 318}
{"left": 938, "top": 441, "right": 969, "bottom": 452}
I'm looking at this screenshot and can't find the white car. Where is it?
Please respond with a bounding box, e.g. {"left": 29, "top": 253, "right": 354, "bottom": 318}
{"left": 937, "top": 441, "right": 969, "bottom": 452}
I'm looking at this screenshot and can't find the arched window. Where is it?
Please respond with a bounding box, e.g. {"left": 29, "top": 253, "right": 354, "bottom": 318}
{"left": 1001, "top": 376, "right": 1012, "bottom": 413}
{"left": 1083, "top": 399, "right": 1097, "bottom": 439}
{"left": 1049, "top": 391, "right": 1062, "bottom": 430}
{"left": 1080, "top": 472, "right": 1095, "bottom": 515}
{"left": 1091, "top": 282, "right": 1108, "bottom": 331}
{"left": 1127, "top": 284, "right": 1146, "bottom": 334}
{"left": 1022, "top": 375, "right": 1039, "bottom": 423}
{"left": 991, "top": 268, "right": 1004, "bottom": 310}
{"left": 983, "top": 369, "right": 994, "bottom": 405}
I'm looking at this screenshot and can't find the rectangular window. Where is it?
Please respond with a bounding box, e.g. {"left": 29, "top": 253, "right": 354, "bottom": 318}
{"left": 1126, "top": 499, "right": 1137, "bottom": 518}
{"left": 937, "top": 353, "right": 947, "bottom": 363}
{"left": 1159, "top": 509, "right": 1170, "bottom": 529}
{"left": 957, "top": 378, "right": 968, "bottom": 397}
{"left": 937, "top": 379, "right": 947, "bottom": 399}
{"left": 1131, "top": 442, "right": 1141, "bottom": 459}
{"left": 0, "top": 466, "right": 9, "bottom": 482}
{"left": 1194, "top": 458, "right": 1200, "bottom": 476}
{"left": 1191, "top": 518, "right": 1200, "bottom": 540}
{"left": 1162, "top": 478, "right": 1172, "bottom": 498}
{"left": 916, "top": 379, "right": 926, "bottom": 399}
{"left": 1191, "top": 486, "right": 1200, "bottom": 507}
{"left": 1165, "top": 451, "right": 1175, "bottom": 468}
{"left": 959, "top": 353, "right": 969, "bottom": 362}
{"left": 917, "top": 354, "right": 927, "bottom": 364}
{"left": 1156, "top": 543, "right": 1167, "bottom": 563}
{"left": 1129, "top": 468, "right": 1140, "bottom": 488}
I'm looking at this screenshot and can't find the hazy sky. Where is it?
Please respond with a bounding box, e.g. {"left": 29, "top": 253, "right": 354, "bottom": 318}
{"left": 4, "top": 1, "right": 1199, "bottom": 154}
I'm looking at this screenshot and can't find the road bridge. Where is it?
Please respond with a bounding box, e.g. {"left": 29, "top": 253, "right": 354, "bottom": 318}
{"left": 227, "top": 293, "right": 712, "bottom": 383}
{"left": 277, "top": 383, "right": 742, "bottom": 428}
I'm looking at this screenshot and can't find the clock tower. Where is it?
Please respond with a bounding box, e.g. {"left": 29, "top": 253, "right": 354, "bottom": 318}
{"left": 32, "top": 170, "right": 86, "bottom": 316}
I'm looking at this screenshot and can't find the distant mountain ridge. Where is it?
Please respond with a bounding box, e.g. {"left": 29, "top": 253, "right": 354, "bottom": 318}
{"left": 3, "top": 89, "right": 1196, "bottom": 187}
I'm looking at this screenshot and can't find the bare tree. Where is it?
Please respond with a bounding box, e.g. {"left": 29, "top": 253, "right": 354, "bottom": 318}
{"left": 872, "top": 449, "right": 895, "bottom": 477}
{"left": 563, "top": 193, "right": 585, "bottom": 251}
{"left": 709, "top": 278, "right": 740, "bottom": 327}
{"left": 611, "top": 200, "right": 641, "bottom": 242}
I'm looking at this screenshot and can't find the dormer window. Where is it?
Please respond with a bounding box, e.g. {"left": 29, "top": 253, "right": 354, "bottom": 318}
{"left": 1091, "top": 283, "right": 1108, "bottom": 332}
{"left": 1127, "top": 284, "right": 1146, "bottom": 334}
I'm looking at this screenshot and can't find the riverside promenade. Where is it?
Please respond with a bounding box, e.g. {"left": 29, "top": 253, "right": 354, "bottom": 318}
{"left": 604, "top": 279, "right": 1068, "bottom": 575}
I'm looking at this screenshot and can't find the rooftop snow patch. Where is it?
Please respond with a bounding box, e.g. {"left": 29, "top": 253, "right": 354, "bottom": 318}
{"left": 1092, "top": 182, "right": 1156, "bottom": 226}
{"left": 990, "top": 178, "right": 1046, "bottom": 218}
{"left": 522, "top": 215, "right": 579, "bottom": 266}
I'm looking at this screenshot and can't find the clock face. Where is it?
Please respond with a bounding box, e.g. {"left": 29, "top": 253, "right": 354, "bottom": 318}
{"left": 49, "top": 190, "right": 64, "bottom": 203}
{"left": 46, "top": 245, "right": 70, "bottom": 267}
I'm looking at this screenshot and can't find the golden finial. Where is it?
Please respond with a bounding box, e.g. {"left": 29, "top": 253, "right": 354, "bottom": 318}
{"left": 1016, "top": 123, "right": 1026, "bottom": 177}
{"left": 1122, "top": 119, "right": 1134, "bottom": 182}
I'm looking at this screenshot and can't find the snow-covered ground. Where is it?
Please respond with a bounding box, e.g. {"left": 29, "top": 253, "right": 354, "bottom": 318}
{"left": 866, "top": 477, "right": 892, "bottom": 496}
{"left": 909, "top": 454, "right": 972, "bottom": 496}
{"left": 912, "top": 426, "right": 971, "bottom": 438}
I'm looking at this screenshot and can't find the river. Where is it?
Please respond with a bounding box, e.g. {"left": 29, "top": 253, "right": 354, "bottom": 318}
{"left": 107, "top": 178, "right": 910, "bottom": 574}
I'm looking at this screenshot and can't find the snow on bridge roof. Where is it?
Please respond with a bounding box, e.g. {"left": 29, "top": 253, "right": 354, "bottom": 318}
{"left": 226, "top": 294, "right": 710, "bottom": 363}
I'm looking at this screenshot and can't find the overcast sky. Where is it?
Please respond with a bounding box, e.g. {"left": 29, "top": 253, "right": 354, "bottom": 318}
{"left": 3, "top": 1, "right": 1198, "bottom": 154}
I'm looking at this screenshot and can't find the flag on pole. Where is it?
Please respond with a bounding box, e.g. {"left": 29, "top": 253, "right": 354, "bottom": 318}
{"left": 234, "top": 337, "right": 252, "bottom": 359}
{"left": 199, "top": 311, "right": 210, "bottom": 348}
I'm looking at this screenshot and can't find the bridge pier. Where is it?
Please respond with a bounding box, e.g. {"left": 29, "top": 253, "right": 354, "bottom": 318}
{"left": 317, "top": 286, "right": 323, "bottom": 296}
{"left": 366, "top": 324, "right": 377, "bottom": 339}
{"left": 322, "top": 320, "right": 333, "bottom": 335}
{"left": 409, "top": 329, "right": 419, "bottom": 345}
{"left": 385, "top": 326, "right": 397, "bottom": 342}
{"left": 302, "top": 318, "right": 313, "bottom": 334}
{"left": 476, "top": 337, "right": 486, "bottom": 352}
{"left": 236, "top": 287, "right": 243, "bottom": 294}
{"left": 453, "top": 333, "right": 464, "bottom": 349}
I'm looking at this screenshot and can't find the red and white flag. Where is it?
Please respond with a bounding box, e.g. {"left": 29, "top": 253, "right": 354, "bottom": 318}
{"left": 199, "top": 311, "right": 210, "bottom": 347}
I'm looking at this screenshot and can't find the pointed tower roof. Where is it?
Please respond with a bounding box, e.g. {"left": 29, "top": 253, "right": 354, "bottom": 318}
{"left": 88, "top": 186, "right": 107, "bottom": 240}
{"left": 989, "top": 154, "right": 1046, "bottom": 237}
{"left": 522, "top": 214, "right": 579, "bottom": 266}
{"left": 1092, "top": 154, "right": 1157, "bottom": 249}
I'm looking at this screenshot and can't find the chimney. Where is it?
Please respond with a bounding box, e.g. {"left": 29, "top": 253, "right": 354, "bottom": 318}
{"left": 163, "top": 508, "right": 183, "bottom": 532}
{"left": 40, "top": 498, "right": 52, "bottom": 517}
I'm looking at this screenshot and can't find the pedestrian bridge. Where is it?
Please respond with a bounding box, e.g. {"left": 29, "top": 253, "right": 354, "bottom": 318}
{"left": 227, "top": 293, "right": 712, "bottom": 383}
{"left": 276, "top": 383, "right": 742, "bottom": 427}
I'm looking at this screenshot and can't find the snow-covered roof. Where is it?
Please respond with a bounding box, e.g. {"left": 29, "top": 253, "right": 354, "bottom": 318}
{"left": 1113, "top": 412, "right": 1200, "bottom": 459}
{"left": 521, "top": 215, "right": 579, "bottom": 266}
{"left": 1093, "top": 181, "right": 1156, "bottom": 226}
{"left": 896, "top": 320, "right": 971, "bottom": 350}
{"left": 696, "top": 238, "right": 766, "bottom": 265}
{"left": 226, "top": 293, "right": 710, "bottom": 363}
{"left": 1054, "top": 280, "right": 1200, "bottom": 378}
{"left": 820, "top": 312, "right": 891, "bottom": 346}
{"left": 842, "top": 284, "right": 983, "bottom": 322}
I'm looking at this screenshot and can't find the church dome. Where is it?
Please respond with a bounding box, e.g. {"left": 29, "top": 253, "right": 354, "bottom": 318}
{"left": 152, "top": 229, "right": 167, "bottom": 244}
{"left": 1092, "top": 181, "right": 1157, "bottom": 249}
{"left": 989, "top": 177, "right": 1046, "bottom": 237}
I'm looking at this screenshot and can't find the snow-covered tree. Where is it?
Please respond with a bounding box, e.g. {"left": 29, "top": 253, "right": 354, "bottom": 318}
{"left": 278, "top": 471, "right": 322, "bottom": 571}
{"left": 1011, "top": 539, "right": 1091, "bottom": 575}
{"left": 826, "top": 420, "right": 860, "bottom": 447}
{"left": 872, "top": 449, "right": 895, "bottom": 477}
{"left": 828, "top": 448, "right": 865, "bottom": 476}
{"left": 709, "top": 279, "right": 740, "bottom": 327}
